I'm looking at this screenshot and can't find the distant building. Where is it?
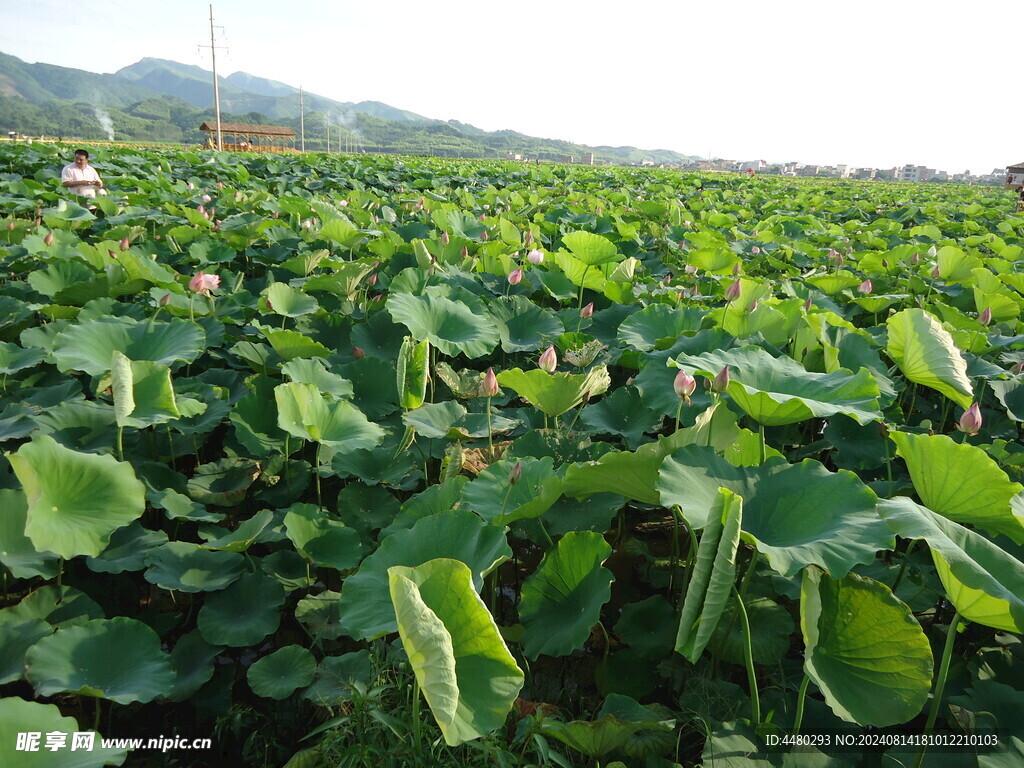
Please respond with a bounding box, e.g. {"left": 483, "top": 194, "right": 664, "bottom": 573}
{"left": 897, "top": 165, "right": 935, "bottom": 183}
{"left": 1006, "top": 162, "right": 1024, "bottom": 189}
{"left": 580, "top": 152, "right": 595, "bottom": 165}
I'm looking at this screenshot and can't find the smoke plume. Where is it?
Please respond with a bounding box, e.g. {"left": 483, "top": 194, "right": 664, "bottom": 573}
{"left": 93, "top": 108, "right": 115, "bottom": 141}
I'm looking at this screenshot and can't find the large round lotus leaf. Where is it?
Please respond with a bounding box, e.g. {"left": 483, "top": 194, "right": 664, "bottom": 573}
{"left": 85, "top": 521, "right": 168, "bottom": 574}
{"left": 265, "top": 282, "right": 319, "bottom": 317}
{"left": 561, "top": 230, "right": 621, "bottom": 266}
{"left": 461, "top": 457, "right": 563, "bottom": 525}
{"left": 51, "top": 316, "right": 205, "bottom": 375}
{"left": 801, "top": 569, "right": 932, "bottom": 727}
{"left": 519, "top": 531, "right": 614, "bottom": 659}
{"left": 0, "top": 585, "right": 103, "bottom": 628}
{"left": 280, "top": 358, "right": 353, "bottom": 399}
{"left": 337, "top": 510, "right": 512, "bottom": 641}
{"left": 386, "top": 292, "right": 500, "bottom": 358}
{"left": 671, "top": 346, "right": 882, "bottom": 426}
{"left": 0, "top": 341, "right": 46, "bottom": 374}
{"left": 301, "top": 650, "right": 373, "bottom": 706}
{"left": 497, "top": 366, "right": 611, "bottom": 418}
{"left": 261, "top": 549, "right": 316, "bottom": 591}
{"left": 488, "top": 295, "right": 565, "bottom": 353}
{"left": 261, "top": 328, "right": 331, "bottom": 361}
{"left": 891, "top": 432, "right": 1024, "bottom": 545}
{"left": 168, "top": 630, "right": 221, "bottom": 702}
{"left": 25, "top": 617, "right": 175, "bottom": 704}
{"left": 0, "top": 619, "right": 52, "bottom": 684}
{"left": 710, "top": 596, "right": 795, "bottom": 665}
{"left": 614, "top": 596, "right": 676, "bottom": 660}
{"left": 0, "top": 489, "right": 59, "bottom": 579}
{"left": 143, "top": 541, "right": 245, "bottom": 593}
{"left": 247, "top": 645, "right": 317, "bottom": 700}
{"left": 8, "top": 435, "right": 146, "bottom": 559}
{"left": 0, "top": 697, "right": 128, "bottom": 767}
{"left": 389, "top": 558, "right": 524, "bottom": 746}
{"left": 886, "top": 308, "right": 973, "bottom": 409}
{"left": 198, "top": 509, "right": 276, "bottom": 553}
{"left": 283, "top": 503, "right": 363, "bottom": 570}
{"left": 596, "top": 694, "right": 676, "bottom": 759}
{"left": 275, "top": 381, "right": 385, "bottom": 451}
{"left": 197, "top": 573, "right": 286, "bottom": 647}
{"left": 658, "top": 446, "right": 891, "bottom": 578}
{"left": 295, "top": 591, "right": 345, "bottom": 641}
{"left": 580, "top": 386, "right": 661, "bottom": 447}
{"left": 540, "top": 717, "right": 646, "bottom": 758}
{"left": 617, "top": 304, "right": 706, "bottom": 351}
{"left": 879, "top": 498, "right": 1024, "bottom": 632}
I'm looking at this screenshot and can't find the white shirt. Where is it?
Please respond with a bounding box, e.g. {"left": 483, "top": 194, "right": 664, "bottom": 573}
{"left": 62, "top": 163, "right": 102, "bottom": 198}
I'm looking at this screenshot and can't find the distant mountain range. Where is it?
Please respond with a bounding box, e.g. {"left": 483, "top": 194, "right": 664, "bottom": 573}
{"left": 0, "top": 52, "right": 698, "bottom": 165}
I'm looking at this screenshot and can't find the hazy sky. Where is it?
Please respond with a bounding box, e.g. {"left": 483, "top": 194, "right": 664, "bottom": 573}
{"left": 1, "top": 0, "right": 1015, "bottom": 174}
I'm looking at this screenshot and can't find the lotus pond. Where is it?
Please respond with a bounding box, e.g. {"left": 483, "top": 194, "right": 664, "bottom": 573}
{"left": 1, "top": 142, "right": 1023, "bottom": 768}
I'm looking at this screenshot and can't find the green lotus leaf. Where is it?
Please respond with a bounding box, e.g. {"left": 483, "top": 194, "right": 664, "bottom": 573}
{"left": 401, "top": 400, "right": 518, "bottom": 440}
{"left": 596, "top": 694, "right": 676, "bottom": 759}
{"left": 891, "top": 431, "right": 1024, "bottom": 544}
{"left": 617, "top": 304, "right": 706, "bottom": 351}
{"left": 676, "top": 488, "right": 743, "bottom": 662}
{"left": 497, "top": 366, "right": 611, "bottom": 417}
{"left": 671, "top": 346, "right": 882, "bottom": 426}
{"left": 280, "top": 358, "right": 353, "bottom": 399}
{"left": 143, "top": 541, "right": 245, "bottom": 593}
{"left": 614, "top": 596, "right": 676, "bottom": 660}
{"left": 85, "top": 521, "right": 168, "bottom": 574}
{"left": 801, "top": 568, "right": 932, "bottom": 727}
{"left": 878, "top": 498, "right": 1024, "bottom": 632}
{"left": 261, "top": 549, "right": 316, "bottom": 591}
{"left": 168, "top": 630, "right": 221, "bottom": 702}
{"left": 110, "top": 351, "right": 182, "bottom": 428}
{"left": 231, "top": 389, "right": 288, "bottom": 456}
{"left": 284, "top": 503, "right": 363, "bottom": 570}
{"left": 301, "top": 650, "right": 373, "bottom": 706}
{"left": 0, "top": 341, "right": 46, "bottom": 374}
{"left": 266, "top": 282, "right": 319, "bottom": 317}
{"left": 580, "top": 386, "right": 661, "bottom": 447}
{"left": 25, "top": 617, "right": 175, "bottom": 704}
{"left": 338, "top": 510, "right": 511, "bottom": 641}
{"left": 0, "top": 585, "right": 103, "bottom": 628}
{"left": 389, "top": 558, "right": 524, "bottom": 745}
{"left": 0, "top": 619, "right": 53, "bottom": 684}
{"left": 295, "top": 590, "right": 345, "bottom": 641}
{"left": 886, "top": 309, "right": 973, "bottom": 409}
{"left": 936, "top": 245, "right": 982, "bottom": 283}
{"left": 397, "top": 336, "right": 429, "bottom": 410}
{"left": 807, "top": 271, "right": 864, "bottom": 294}
{"left": 488, "top": 295, "right": 565, "bottom": 353}
{"left": 711, "top": 595, "right": 795, "bottom": 666}
{"left": 562, "top": 230, "right": 621, "bottom": 266}
{"left": 247, "top": 645, "right": 317, "bottom": 700}
{"left": 186, "top": 457, "right": 260, "bottom": 507}
{"left": 275, "top": 381, "right": 385, "bottom": 451}
{"left": 386, "top": 292, "right": 500, "bottom": 358}
{"left": 28, "top": 260, "right": 97, "bottom": 298}
{"left": 261, "top": 328, "right": 331, "bottom": 361}
{"left": 519, "top": 531, "right": 614, "bottom": 659}
{"left": 51, "top": 317, "right": 205, "bottom": 375}
{"left": 461, "top": 457, "right": 563, "bottom": 525}
{"left": 0, "top": 697, "right": 128, "bottom": 767}
{"left": 197, "top": 573, "right": 286, "bottom": 647}
{"left": 319, "top": 217, "right": 363, "bottom": 248}
{"left": 690, "top": 246, "right": 739, "bottom": 274}
{"left": 9, "top": 435, "right": 146, "bottom": 559}
{"left": 658, "top": 447, "right": 890, "bottom": 578}
{"left": 540, "top": 717, "right": 646, "bottom": 758}
{"left": 0, "top": 489, "right": 59, "bottom": 579}
{"left": 198, "top": 508, "right": 276, "bottom": 553}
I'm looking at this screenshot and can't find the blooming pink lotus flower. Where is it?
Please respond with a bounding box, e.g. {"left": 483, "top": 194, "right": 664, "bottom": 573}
{"left": 539, "top": 345, "right": 557, "bottom": 373}
{"left": 483, "top": 368, "right": 500, "bottom": 397}
{"left": 979, "top": 307, "right": 992, "bottom": 326}
{"left": 580, "top": 302, "right": 594, "bottom": 319}
{"left": 43, "top": 231, "right": 54, "bottom": 246}
{"left": 857, "top": 279, "right": 872, "bottom": 295}
{"left": 684, "top": 264, "right": 698, "bottom": 275}
{"left": 201, "top": 194, "right": 212, "bottom": 203}
{"left": 673, "top": 370, "right": 697, "bottom": 400}
{"left": 712, "top": 365, "right": 730, "bottom": 393}
{"left": 724, "top": 280, "right": 742, "bottom": 302}
{"left": 508, "top": 268, "right": 523, "bottom": 286}
{"left": 339, "top": 200, "right": 349, "bottom": 207}
{"left": 188, "top": 271, "right": 220, "bottom": 294}
{"left": 751, "top": 246, "right": 761, "bottom": 254}
{"left": 527, "top": 249, "right": 545, "bottom": 265}
{"left": 956, "top": 403, "right": 982, "bottom": 436}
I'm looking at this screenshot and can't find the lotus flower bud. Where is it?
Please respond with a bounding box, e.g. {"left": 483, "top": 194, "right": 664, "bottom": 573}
{"left": 751, "top": 245, "right": 761, "bottom": 254}
{"left": 460, "top": 245, "right": 469, "bottom": 258}
{"left": 911, "top": 252, "right": 920, "bottom": 264}
{"left": 724, "top": 280, "right": 742, "bottom": 301}
{"left": 481, "top": 229, "right": 489, "bottom": 241}
{"left": 508, "top": 267, "right": 523, "bottom": 286}
{"left": 43, "top": 231, "right": 54, "bottom": 246}
{"left": 202, "top": 194, "right": 212, "bottom": 203}
{"left": 711, "top": 365, "right": 730, "bottom": 393}
{"left": 197, "top": 204, "right": 205, "bottom": 215}
{"left": 828, "top": 248, "right": 844, "bottom": 266}
{"left": 217, "top": 181, "right": 224, "bottom": 189}
{"left": 440, "top": 231, "right": 450, "bottom": 246}
{"left": 956, "top": 403, "right": 982, "bottom": 436}
{"left": 353, "top": 346, "right": 366, "bottom": 359}
{"left": 339, "top": 200, "right": 349, "bottom": 207}
{"left": 751, "top": 300, "right": 759, "bottom": 311}
{"left": 108, "top": 250, "right": 117, "bottom": 259}
{"left": 882, "top": 259, "right": 890, "bottom": 269}
{"left": 539, "top": 345, "right": 557, "bottom": 373}
{"left": 187, "top": 182, "right": 195, "bottom": 190}
{"left": 7, "top": 221, "right": 14, "bottom": 231}
{"left": 803, "top": 296, "right": 813, "bottom": 311}
{"left": 509, "top": 462, "right": 522, "bottom": 486}
{"left": 931, "top": 265, "right": 941, "bottom": 278}
{"left": 685, "top": 264, "right": 698, "bottom": 274}
{"left": 273, "top": 211, "right": 280, "bottom": 219}
{"left": 580, "top": 302, "right": 594, "bottom": 319}
{"left": 414, "top": 197, "right": 424, "bottom": 211}
{"left": 858, "top": 279, "right": 872, "bottom": 294}
{"left": 34, "top": 218, "right": 41, "bottom": 227}
{"left": 523, "top": 230, "right": 533, "bottom": 247}
{"left": 117, "top": 236, "right": 130, "bottom": 251}
{"left": 1013, "top": 361, "right": 1024, "bottom": 375}
{"left": 188, "top": 271, "right": 220, "bottom": 294}
{"left": 732, "top": 263, "right": 741, "bottom": 275}
{"left": 595, "top": 206, "right": 602, "bottom": 216}
{"left": 367, "top": 273, "right": 378, "bottom": 287}
{"left": 527, "top": 249, "right": 545, "bottom": 265}
{"left": 159, "top": 293, "right": 171, "bottom": 306}
{"left": 483, "top": 367, "right": 500, "bottom": 397}
{"left": 979, "top": 307, "right": 992, "bottom": 326}
{"left": 663, "top": 273, "right": 673, "bottom": 286}
{"left": 673, "top": 370, "right": 697, "bottom": 399}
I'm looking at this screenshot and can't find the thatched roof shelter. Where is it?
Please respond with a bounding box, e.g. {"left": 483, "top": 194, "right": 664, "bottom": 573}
{"left": 199, "top": 122, "right": 296, "bottom": 152}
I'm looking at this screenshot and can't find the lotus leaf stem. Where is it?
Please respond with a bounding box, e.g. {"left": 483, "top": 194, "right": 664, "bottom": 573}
{"left": 916, "top": 611, "right": 962, "bottom": 768}
{"left": 793, "top": 674, "right": 811, "bottom": 735}
{"left": 732, "top": 584, "right": 761, "bottom": 726}
{"left": 486, "top": 394, "right": 494, "bottom": 461}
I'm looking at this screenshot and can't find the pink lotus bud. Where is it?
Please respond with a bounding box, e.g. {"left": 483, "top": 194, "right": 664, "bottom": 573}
{"left": 43, "top": 231, "right": 54, "bottom": 246}
{"left": 828, "top": 248, "right": 844, "bottom": 266}
{"left": 273, "top": 211, "right": 280, "bottom": 219}
{"left": 711, "top": 365, "right": 730, "bottom": 393}
{"left": 187, "top": 182, "right": 195, "bottom": 190}
{"left": 538, "top": 345, "right": 557, "bottom": 373}
{"left": 483, "top": 367, "right": 500, "bottom": 397}
{"left": 751, "top": 300, "right": 759, "bottom": 311}
{"left": 931, "top": 265, "right": 941, "bottom": 278}
{"left": 108, "top": 250, "right": 117, "bottom": 259}
{"left": 580, "top": 302, "right": 594, "bottom": 319}
{"left": 751, "top": 246, "right": 760, "bottom": 254}
{"left": 119, "top": 237, "right": 130, "bottom": 250}
{"left": 724, "top": 280, "right": 742, "bottom": 301}
{"left": 673, "top": 370, "right": 697, "bottom": 399}
{"left": 481, "top": 230, "right": 489, "bottom": 241}
{"left": 34, "top": 218, "right": 41, "bottom": 227}
{"left": 1013, "top": 361, "right": 1024, "bottom": 375}
{"left": 683, "top": 220, "right": 693, "bottom": 227}
{"left": 217, "top": 181, "right": 224, "bottom": 189}
{"left": 732, "top": 263, "right": 741, "bottom": 275}
{"left": 353, "top": 346, "right": 366, "bottom": 359}
{"left": 803, "top": 297, "right": 813, "bottom": 311}
{"left": 882, "top": 259, "right": 889, "bottom": 269}
{"left": 440, "top": 231, "right": 450, "bottom": 246}
{"left": 595, "top": 206, "right": 602, "bottom": 216}
{"left": 663, "top": 273, "right": 672, "bottom": 285}
{"left": 857, "top": 279, "right": 872, "bottom": 294}
{"left": 201, "top": 194, "right": 212, "bottom": 203}
{"left": 159, "top": 293, "right": 171, "bottom": 306}
{"left": 197, "top": 204, "right": 205, "bottom": 215}
{"left": 367, "top": 273, "right": 378, "bottom": 287}
{"left": 483, "top": 204, "right": 490, "bottom": 210}
{"left": 979, "top": 307, "right": 992, "bottom": 326}
{"left": 188, "top": 271, "right": 220, "bottom": 294}
{"left": 523, "top": 230, "right": 533, "bottom": 247}
{"left": 509, "top": 462, "right": 522, "bottom": 486}
{"left": 7, "top": 221, "right": 14, "bottom": 231}
{"left": 508, "top": 267, "right": 523, "bottom": 286}
{"left": 527, "top": 249, "right": 545, "bottom": 265}
{"left": 414, "top": 197, "right": 424, "bottom": 211}
{"left": 339, "top": 200, "right": 349, "bottom": 207}
{"left": 911, "top": 252, "right": 920, "bottom": 264}
{"left": 460, "top": 246, "right": 469, "bottom": 258}
{"left": 956, "top": 403, "right": 982, "bottom": 436}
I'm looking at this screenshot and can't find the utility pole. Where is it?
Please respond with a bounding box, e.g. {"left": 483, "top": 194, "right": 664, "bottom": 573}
{"left": 299, "top": 87, "right": 305, "bottom": 152}
{"left": 326, "top": 120, "right": 330, "bottom": 153}
{"left": 199, "top": 5, "right": 226, "bottom": 150}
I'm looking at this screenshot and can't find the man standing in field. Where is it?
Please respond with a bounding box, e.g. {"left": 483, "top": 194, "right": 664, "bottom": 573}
{"left": 61, "top": 149, "right": 104, "bottom": 198}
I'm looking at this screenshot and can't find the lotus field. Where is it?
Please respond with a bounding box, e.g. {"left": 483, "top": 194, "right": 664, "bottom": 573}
{"left": 2, "top": 141, "right": 1024, "bottom": 768}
